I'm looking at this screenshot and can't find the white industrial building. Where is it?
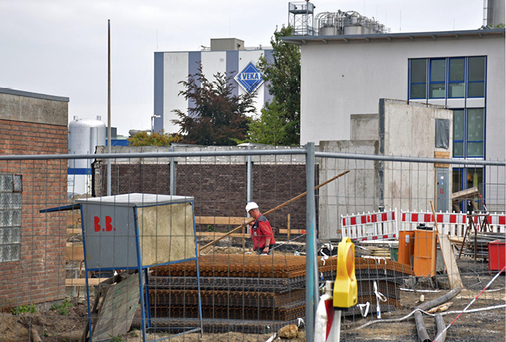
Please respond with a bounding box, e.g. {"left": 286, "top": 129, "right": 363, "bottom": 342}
{"left": 283, "top": 1, "right": 505, "bottom": 212}
{"left": 153, "top": 38, "right": 273, "bottom": 134}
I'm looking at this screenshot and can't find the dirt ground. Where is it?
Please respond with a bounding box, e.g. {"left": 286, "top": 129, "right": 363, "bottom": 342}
{"left": 1, "top": 246, "right": 504, "bottom": 342}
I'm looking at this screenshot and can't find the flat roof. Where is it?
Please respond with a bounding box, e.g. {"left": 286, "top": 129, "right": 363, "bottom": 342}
{"left": 282, "top": 28, "right": 505, "bottom": 45}
{"left": 76, "top": 193, "right": 194, "bottom": 207}
{"left": 0, "top": 87, "right": 69, "bottom": 102}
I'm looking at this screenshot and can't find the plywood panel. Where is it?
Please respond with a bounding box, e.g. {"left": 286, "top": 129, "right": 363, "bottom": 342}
{"left": 138, "top": 202, "right": 196, "bottom": 265}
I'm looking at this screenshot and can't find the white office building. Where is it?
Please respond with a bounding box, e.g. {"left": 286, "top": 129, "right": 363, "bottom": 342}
{"left": 284, "top": 2, "right": 505, "bottom": 212}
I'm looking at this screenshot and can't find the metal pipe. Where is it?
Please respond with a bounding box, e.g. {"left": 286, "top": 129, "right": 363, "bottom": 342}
{"left": 434, "top": 314, "right": 447, "bottom": 342}
{"left": 0, "top": 149, "right": 503, "bottom": 168}
{"left": 414, "top": 287, "right": 461, "bottom": 342}
{"left": 305, "top": 142, "right": 318, "bottom": 342}
{"left": 0, "top": 148, "right": 307, "bottom": 161}
{"left": 170, "top": 144, "right": 176, "bottom": 195}
{"left": 315, "top": 151, "right": 506, "bottom": 166}
{"left": 247, "top": 144, "right": 252, "bottom": 203}
{"left": 106, "top": 19, "right": 112, "bottom": 196}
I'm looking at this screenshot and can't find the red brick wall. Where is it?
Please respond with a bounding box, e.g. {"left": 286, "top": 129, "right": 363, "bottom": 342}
{"left": 94, "top": 163, "right": 312, "bottom": 234}
{"left": 0, "top": 119, "right": 68, "bottom": 308}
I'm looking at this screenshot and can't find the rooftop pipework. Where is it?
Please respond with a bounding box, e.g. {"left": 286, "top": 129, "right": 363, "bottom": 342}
{"left": 316, "top": 10, "right": 389, "bottom": 36}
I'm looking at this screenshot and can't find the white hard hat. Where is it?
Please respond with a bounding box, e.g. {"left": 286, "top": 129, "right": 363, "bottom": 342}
{"left": 245, "top": 202, "right": 259, "bottom": 213}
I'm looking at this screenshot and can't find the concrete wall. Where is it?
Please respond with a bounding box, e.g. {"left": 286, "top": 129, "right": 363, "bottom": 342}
{"left": 350, "top": 114, "right": 379, "bottom": 141}
{"left": 318, "top": 140, "right": 380, "bottom": 240}
{"left": 380, "top": 99, "right": 453, "bottom": 212}
{"left": 0, "top": 88, "right": 68, "bottom": 126}
{"left": 318, "top": 100, "right": 454, "bottom": 239}
{"left": 0, "top": 89, "right": 68, "bottom": 306}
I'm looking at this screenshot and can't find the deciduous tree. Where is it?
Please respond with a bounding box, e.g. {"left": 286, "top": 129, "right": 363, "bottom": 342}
{"left": 172, "top": 66, "right": 256, "bottom": 145}
{"left": 249, "top": 25, "right": 300, "bottom": 145}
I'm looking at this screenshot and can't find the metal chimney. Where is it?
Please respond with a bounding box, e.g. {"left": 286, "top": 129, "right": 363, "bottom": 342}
{"left": 485, "top": 0, "right": 505, "bottom": 28}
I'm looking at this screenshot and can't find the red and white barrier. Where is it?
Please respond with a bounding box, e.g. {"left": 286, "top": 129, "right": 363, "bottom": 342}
{"left": 400, "top": 211, "right": 468, "bottom": 237}
{"left": 341, "top": 209, "right": 505, "bottom": 240}
{"left": 341, "top": 210, "right": 398, "bottom": 241}
{"left": 479, "top": 213, "right": 506, "bottom": 233}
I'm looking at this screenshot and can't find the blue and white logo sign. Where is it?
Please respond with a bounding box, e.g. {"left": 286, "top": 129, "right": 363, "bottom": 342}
{"left": 235, "top": 62, "right": 264, "bottom": 93}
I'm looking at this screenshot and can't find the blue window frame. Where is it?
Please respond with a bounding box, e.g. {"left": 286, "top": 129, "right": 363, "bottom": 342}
{"left": 449, "top": 58, "right": 465, "bottom": 98}
{"left": 468, "top": 56, "right": 486, "bottom": 97}
{"left": 452, "top": 108, "right": 485, "bottom": 158}
{"left": 452, "top": 167, "right": 484, "bottom": 211}
{"left": 429, "top": 59, "right": 446, "bottom": 98}
{"left": 409, "top": 59, "right": 427, "bottom": 99}
{"left": 409, "top": 56, "right": 486, "bottom": 100}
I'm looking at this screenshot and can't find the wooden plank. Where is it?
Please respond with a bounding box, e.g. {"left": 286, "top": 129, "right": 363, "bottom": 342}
{"left": 287, "top": 214, "right": 291, "bottom": 240}
{"left": 438, "top": 234, "right": 464, "bottom": 289}
{"left": 279, "top": 228, "right": 307, "bottom": 234}
{"left": 195, "top": 216, "right": 245, "bottom": 225}
{"left": 67, "top": 228, "right": 81, "bottom": 237}
{"left": 452, "top": 187, "right": 479, "bottom": 200}
{"left": 430, "top": 201, "right": 463, "bottom": 289}
{"left": 65, "top": 278, "right": 109, "bottom": 287}
{"left": 434, "top": 151, "right": 450, "bottom": 167}
{"left": 92, "top": 274, "right": 140, "bottom": 340}
{"left": 67, "top": 243, "right": 84, "bottom": 261}
{"left": 66, "top": 210, "right": 81, "bottom": 226}
{"left": 196, "top": 231, "right": 247, "bottom": 238}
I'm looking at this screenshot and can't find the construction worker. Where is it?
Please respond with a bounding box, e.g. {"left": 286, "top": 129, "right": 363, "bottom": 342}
{"left": 245, "top": 202, "right": 276, "bottom": 255}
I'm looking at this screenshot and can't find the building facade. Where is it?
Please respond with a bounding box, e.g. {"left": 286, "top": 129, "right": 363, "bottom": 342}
{"left": 284, "top": 28, "right": 505, "bottom": 210}
{"left": 153, "top": 38, "right": 273, "bottom": 134}
{"left": 0, "top": 88, "right": 68, "bottom": 306}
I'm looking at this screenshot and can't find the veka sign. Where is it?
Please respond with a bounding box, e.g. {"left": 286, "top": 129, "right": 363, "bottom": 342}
{"left": 235, "top": 61, "right": 264, "bottom": 93}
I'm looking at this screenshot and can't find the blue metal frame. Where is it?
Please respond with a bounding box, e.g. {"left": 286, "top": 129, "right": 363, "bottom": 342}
{"left": 429, "top": 58, "right": 446, "bottom": 99}
{"left": 408, "top": 58, "right": 427, "bottom": 100}
{"left": 448, "top": 57, "right": 465, "bottom": 99}
{"left": 77, "top": 198, "right": 201, "bottom": 342}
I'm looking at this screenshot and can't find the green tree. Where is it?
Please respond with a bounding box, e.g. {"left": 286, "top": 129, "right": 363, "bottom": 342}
{"left": 242, "top": 101, "right": 291, "bottom": 145}
{"left": 172, "top": 66, "right": 256, "bottom": 145}
{"left": 127, "top": 131, "right": 181, "bottom": 146}
{"left": 252, "top": 25, "right": 301, "bottom": 145}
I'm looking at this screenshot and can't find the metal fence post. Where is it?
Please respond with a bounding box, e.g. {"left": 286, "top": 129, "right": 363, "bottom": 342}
{"left": 170, "top": 145, "right": 176, "bottom": 195}
{"left": 305, "top": 142, "right": 318, "bottom": 342}
{"left": 247, "top": 144, "right": 252, "bottom": 203}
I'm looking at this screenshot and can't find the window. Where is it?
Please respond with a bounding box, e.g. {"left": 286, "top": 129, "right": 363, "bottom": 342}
{"left": 468, "top": 57, "right": 485, "bottom": 97}
{"left": 452, "top": 108, "right": 485, "bottom": 158}
{"left": 449, "top": 58, "right": 465, "bottom": 98}
{"left": 452, "top": 168, "right": 484, "bottom": 211}
{"left": 467, "top": 108, "right": 484, "bottom": 157}
{"left": 429, "top": 59, "right": 446, "bottom": 98}
{"left": 409, "top": 59, "right": 426, "bottom": 99}
{"left": 453, "top": 109, "right": 465, "bottom": 157}
{"left": 0, "top": 174, "right": 22, "bottom": 263}
{"left": 409, "top": 56, "right": 486, "bottom": 100}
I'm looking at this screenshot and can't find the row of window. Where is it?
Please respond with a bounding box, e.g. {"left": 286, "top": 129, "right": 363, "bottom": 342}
{"left": 409, "top": 57, "right": 486, "bottom": 159}
{"left": 409, "top": 56, "right": 486, "bottom": 99}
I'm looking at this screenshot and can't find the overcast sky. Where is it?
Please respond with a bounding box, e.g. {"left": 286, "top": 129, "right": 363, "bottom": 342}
{"left": 0, "top": 0, "right": 485, "bottom": 136}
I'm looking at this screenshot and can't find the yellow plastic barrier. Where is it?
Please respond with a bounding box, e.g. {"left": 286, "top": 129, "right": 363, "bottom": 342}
{"left": 333, "top": 236, "right": 357, "bottom": 308}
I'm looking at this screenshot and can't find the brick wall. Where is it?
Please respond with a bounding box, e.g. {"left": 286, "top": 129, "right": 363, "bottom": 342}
{"left": 94, "top": 163, "right": 311, "bottom": 234}
{"left": 0, "top": 115, "right": 68, "bottom": 306}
